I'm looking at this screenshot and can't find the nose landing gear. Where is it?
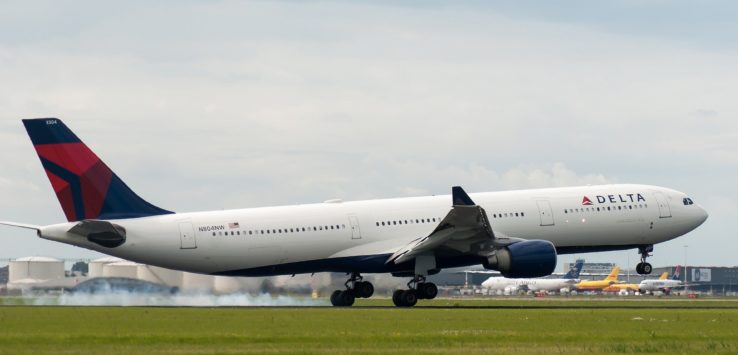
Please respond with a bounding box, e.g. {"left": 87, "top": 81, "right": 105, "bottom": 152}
{"left": 330, "top": 273, "right": 374, "bottom": 307}
{"left": 636, "top": 245, "right": 653, "bottom": 275}
{"left": 392, "top": 275, "right": 438, "bottom": 307}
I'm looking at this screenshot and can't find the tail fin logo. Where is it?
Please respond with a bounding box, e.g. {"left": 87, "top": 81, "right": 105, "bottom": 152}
{"left": 23, "top": 118, "right": 173, "bottom": 222}
{"left": 582, "top": 196, "right": 593, "bottom": 205}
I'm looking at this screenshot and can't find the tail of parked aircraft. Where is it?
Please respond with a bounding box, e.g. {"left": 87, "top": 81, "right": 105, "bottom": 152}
{"left": 658, "top": 272, "right": 669, "bottom": 280}
{"left": 673, "top": 265, "right": 682, "bottom": 280}
{"left": 563, "top": 259, "right": 584, "bottom": 279}
{"left": 605, "top": 266, "right": 620, "bottom": 281}
{"left": 22, "top": 118, "right": 173, "bottom": 222}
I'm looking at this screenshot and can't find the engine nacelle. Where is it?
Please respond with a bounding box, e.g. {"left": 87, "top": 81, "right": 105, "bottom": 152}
{"left": 483, "top": 239, "right": 557, "bottom": 278}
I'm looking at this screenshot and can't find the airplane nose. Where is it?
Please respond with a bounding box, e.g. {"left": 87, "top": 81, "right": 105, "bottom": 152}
{"left": 695, "top": 206, "right": 708, "bottom": 226}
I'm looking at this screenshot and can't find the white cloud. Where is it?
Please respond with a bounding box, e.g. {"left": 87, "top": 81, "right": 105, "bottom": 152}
{"left": 0, "top": 2, "right": 735, "bottom": 265}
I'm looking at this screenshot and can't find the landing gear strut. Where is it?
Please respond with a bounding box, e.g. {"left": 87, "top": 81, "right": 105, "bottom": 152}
{"left": 330, "top": 273, "right": 374, "bottom": 307}
{"left": 636, "top": 245, "right": 653, "bottom": 275}
{"left": 392, "top": 275, "right": 438, "bottom": 307}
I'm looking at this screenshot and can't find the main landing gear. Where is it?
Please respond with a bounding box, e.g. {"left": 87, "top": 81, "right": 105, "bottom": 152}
{"left": 330, "top": 273, "right": 374, "bottom": 307}
{"left": 392, "top": 275, "right": 438, "bottom": 307}
{"left": 636, "top": 245, "right": 653, "bottom": 275}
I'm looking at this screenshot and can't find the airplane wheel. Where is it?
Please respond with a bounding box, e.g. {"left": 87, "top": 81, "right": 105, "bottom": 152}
{"left": 642, "top": 263, "right": 652, "bottom": 274}
{"left": 340, "top": 290, "right": 355, "bottom": 306}
{"left": 356, "top": 281, "right": 374, "bottom": 298}
{"left": 418, "top": 282, "right": 438, "bottom": 300}
{"left": 400, "top": 290, "right": 417, "bottom": 307}
{"left": 636, "top": 263, "right": 644, "bottom": 275}
{"left": 392, "top": 290, "right": 405, "bottom": 307}
{"left": 330, "top": 290, "right": 343, "bottom": 306}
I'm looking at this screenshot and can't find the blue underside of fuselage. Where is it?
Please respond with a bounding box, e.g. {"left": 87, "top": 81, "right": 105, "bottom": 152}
{"left": 211, "top": 244, "right": 649, "bottom": 277}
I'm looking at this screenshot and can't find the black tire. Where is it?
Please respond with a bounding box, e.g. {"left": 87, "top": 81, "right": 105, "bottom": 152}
{"left": 643, "top": 263, "right": 652, "bottom": 275}
{"left": 636, "top": 263, "right": 644, "bottom": 275}
{"left": 340, "top": 290, "right": 355, "bottom": 306}
{"left": 356, "top": 281, "right": 374, "bottom": 298}
{"left": 330, "top": 290, "right": 343, "bottom": 306}
{"left": 400, "top": 290, "right": 417, "bottom": 307}
{"left": 422, "top": 282, "right": 438, "bottom": 300}
{"left": 392, "top": 290, "right": 405, "bottom": 307}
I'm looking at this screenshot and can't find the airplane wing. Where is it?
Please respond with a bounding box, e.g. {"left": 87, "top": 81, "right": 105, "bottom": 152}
{"left": 386, "top": 186, "right": 523, "bottom": 266}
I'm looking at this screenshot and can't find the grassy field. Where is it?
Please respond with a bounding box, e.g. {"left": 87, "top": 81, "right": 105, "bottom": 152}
{"left": 1, "top": 298, "right": 738, "bottom": 354}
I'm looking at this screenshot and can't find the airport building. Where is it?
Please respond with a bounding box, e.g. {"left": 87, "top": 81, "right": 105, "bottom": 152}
{"left": 2, "top": 255, "right": 738, "bottom": 296}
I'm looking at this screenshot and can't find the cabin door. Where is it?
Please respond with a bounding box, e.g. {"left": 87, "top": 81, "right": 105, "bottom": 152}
{"left": 653, "top": 192, "right": 672, "bottom": 218}
{"left": 179, "top": 222, "right": 197, "bottom": 249}
{"left": 348, "top": 215, "right": 362, "bottom": 240}
{"left": 536, "top": 200, "right": 555, "bottom": 226}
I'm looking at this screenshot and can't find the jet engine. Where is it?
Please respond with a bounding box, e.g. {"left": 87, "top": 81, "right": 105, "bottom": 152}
{"left": 483, "top": 239, "right": 557, "bottom": 278}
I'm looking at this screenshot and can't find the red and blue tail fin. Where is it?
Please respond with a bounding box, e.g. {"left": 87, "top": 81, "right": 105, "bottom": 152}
{"left": 22, "top": 118, "right": 173, "bottom": 222}
{"left": 673, "top": 265, "right": 681, "bottom": 280}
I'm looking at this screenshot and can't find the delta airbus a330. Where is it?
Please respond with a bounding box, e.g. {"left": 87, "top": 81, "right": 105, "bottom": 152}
{"left": 0, "top": 119, "right": 708, "bottom": 307}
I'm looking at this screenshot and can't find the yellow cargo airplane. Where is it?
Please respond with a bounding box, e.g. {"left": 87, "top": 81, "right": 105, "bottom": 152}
{"left": 603, "top": 271, "right": 669, "bottom": 293}
{"left": 575, "top": 266, "right": 621, "bottom": 290}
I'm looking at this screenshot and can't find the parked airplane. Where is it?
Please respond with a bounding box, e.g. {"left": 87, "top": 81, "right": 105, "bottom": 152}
{"left": 602, "top": 271, "right": 669, "bottom": 293}
{"left": 639, "top": 266, "right": 683, "bottom": 294}
{"left": 482, "top": 259, "right": 584, "bottom": 294}
{"left": 575, "top": 266, "right": 622, "bottom": 291}
{"left": 0, "top": 119, "right": 708, "bottom": 307}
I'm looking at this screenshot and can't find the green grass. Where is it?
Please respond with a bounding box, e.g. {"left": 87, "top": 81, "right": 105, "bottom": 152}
{"left": 1, "top": 298, "right": 737, "bottom": 354}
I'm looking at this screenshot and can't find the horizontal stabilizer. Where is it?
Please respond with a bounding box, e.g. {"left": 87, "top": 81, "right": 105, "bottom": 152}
{"left": 0, "top": 221, "right": 41, "bottom": 230}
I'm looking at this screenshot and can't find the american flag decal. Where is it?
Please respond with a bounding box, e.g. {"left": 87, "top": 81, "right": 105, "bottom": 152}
{"left": 228, "top": 222, "right": 240, "bottom": 229}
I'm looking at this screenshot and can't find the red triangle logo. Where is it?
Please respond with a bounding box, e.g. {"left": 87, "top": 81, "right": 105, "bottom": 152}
{"left": 582, "top": 196, "right": 593, "bottom": 205}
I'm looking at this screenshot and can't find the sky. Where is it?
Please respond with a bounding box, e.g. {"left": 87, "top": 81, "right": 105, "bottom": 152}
{"left": 1, "top": 1, "right": 737, "bottom": 271}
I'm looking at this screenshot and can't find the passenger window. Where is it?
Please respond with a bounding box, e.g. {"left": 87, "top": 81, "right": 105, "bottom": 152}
{"left": 212, "top": 232, "right": 216, "bottom": 236}
{"left": 515, "top": 213, "right": 519, "bottom": 217}
{"left": 521, "top": 212, "right": 524, "bottom": 217}
{"left": 607, "top": 207, "right": 611, "bottom": 211}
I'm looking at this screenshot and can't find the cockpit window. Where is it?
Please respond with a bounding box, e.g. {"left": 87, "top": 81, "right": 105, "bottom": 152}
{"left": 683, "top": 198, "right": 694, "bottom": 205}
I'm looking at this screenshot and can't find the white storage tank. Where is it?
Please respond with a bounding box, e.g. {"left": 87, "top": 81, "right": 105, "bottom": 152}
{"left": 137, "top": 265, "right": 183, "bottom": 288}
{"left": 102, "top": 261, "right": 140, "bottom": 279}
{"left": 88, "top": 257, "right": 124, "bottom": 278}
{"left": 8, "top": 256, "right": 64, "bottom": 283}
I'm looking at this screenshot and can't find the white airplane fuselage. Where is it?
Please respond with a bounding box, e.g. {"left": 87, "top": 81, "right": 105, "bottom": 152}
{"left": 37, "top": 184, "right": 708, "bottom": 277}
{"left": 639, "top": 279, "right": 683, "bottom": 292}
{"left": 482, "top": 277, "right": 579, "bottom": 292}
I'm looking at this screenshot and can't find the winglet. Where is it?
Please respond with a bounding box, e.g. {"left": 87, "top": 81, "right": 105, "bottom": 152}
{"left": 452, "top": 186, "right": 476, "bottom": 206}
